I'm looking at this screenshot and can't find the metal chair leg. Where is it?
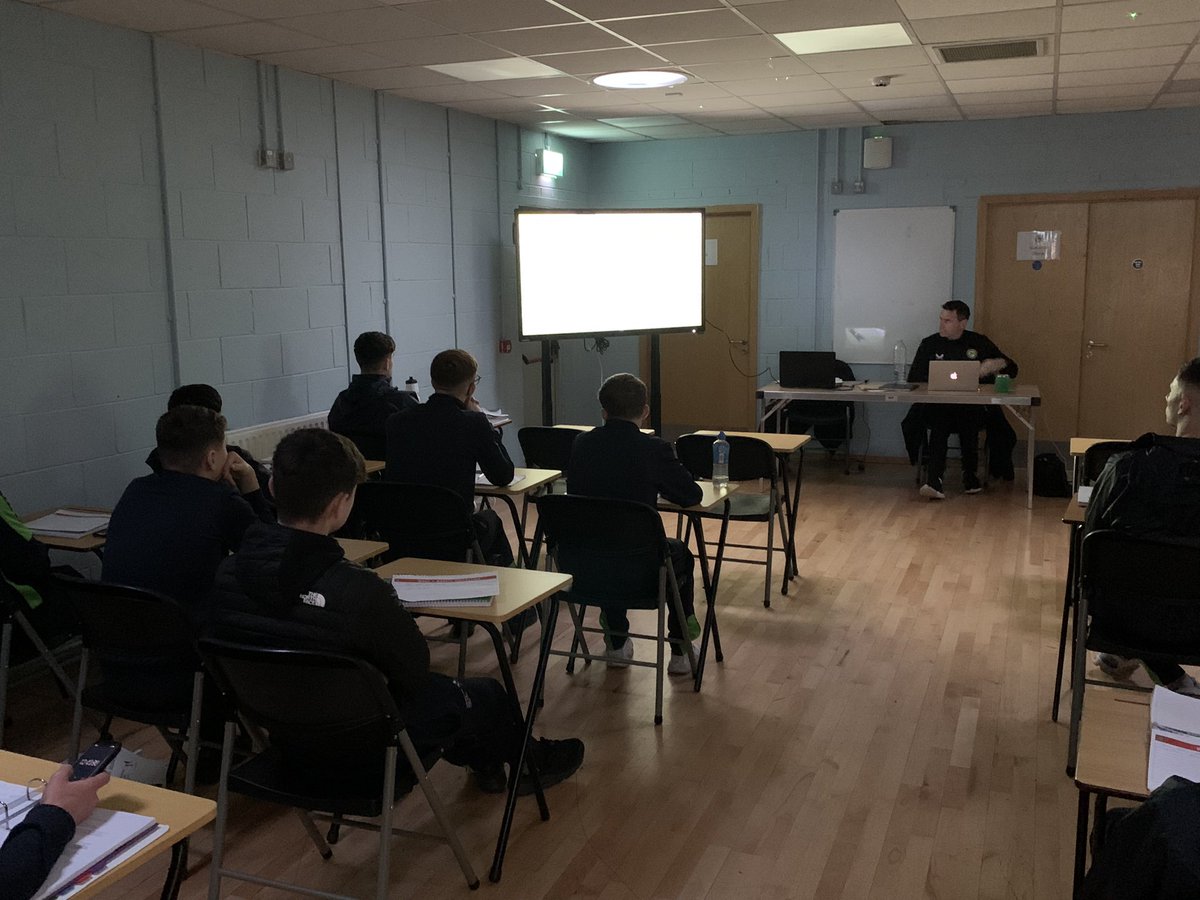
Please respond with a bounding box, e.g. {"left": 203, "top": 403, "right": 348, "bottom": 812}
{"left": 399, "top": 731, "right": 479, "bottom": 889}
{"left": 1066, "top": 593, "right": 1090, "bottom": 776}
{"left": 182, "top": 671, "right": 204, "bottom": 795}
{"left": 0, "top": 620, "right": 10, "bottom": 749}
{"left": 207, "top": 721, "right": 236, "bottom": 900}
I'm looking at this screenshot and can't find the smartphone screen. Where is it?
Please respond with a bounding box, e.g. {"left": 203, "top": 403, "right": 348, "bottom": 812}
{"left": 70, "top": 740, "right": 121, "bottom": 781}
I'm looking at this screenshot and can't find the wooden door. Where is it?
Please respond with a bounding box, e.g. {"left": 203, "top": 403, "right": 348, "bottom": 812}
{"left": 1078, "top": 199, "right": 1197, "bottom": 438}
{"left": 644, "top": 205, "right": 759, "bottom": 437}
{"left": 978, "top": 203, "right": 1090, "bottom": 441}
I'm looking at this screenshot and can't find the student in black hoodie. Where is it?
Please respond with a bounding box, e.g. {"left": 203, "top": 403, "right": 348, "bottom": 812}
{"left": 328, "top": 331, "right": 417, "bottom": 459}
{"left": 207, "top": 428, "right": 583, "bottom": 793}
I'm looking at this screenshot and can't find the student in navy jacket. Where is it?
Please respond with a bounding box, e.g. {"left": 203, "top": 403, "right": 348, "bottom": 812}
{"left": 329, "top": 331, "right": 418, "bottom": 460}
{"left": 567, "top": 373, "right": 702, "bottom": 673}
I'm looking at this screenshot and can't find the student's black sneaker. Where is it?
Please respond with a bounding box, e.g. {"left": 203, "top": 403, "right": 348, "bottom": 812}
{"left": 963, "top": 474, "right": 983, "bottom": 494}
{"left": 919, "top": 478, "right": 945, "bottom": 500}
{"left": 520, "top": 737, "right": 585, "bottom": 796}
{"left": 472, "top": 764, "right": 508, "bottom": 794}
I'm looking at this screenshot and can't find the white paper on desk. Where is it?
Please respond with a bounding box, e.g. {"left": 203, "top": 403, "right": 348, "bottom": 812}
{"left": 1077, "top": 485, "right": 1094, "bottom": 506}
{"left": 475, "top": 472, "right": 525, "bottom": 487}
{"left": 391, "top": 573, "right": 498, "bottom": 606}
{"left": 25, "top": 510, "right": 110, "bottom": 537}
{"left": 0, "top": 779, "right": 39, "bottom": 821}
{"left": 33, "top": 810, "right": 161, "bottom": 899}
{"left": 1147, "top": 685, "right": 1200, "bottom": 790}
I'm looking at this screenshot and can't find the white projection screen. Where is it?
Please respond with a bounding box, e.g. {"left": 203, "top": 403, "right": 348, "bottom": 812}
{"left": 516, "top": 208, "right": 705, "bottom": 341}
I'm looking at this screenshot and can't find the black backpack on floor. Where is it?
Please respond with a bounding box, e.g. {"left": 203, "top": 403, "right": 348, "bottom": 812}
{"left": 1033, "top": 452, "right": 1072, "bottom": 498}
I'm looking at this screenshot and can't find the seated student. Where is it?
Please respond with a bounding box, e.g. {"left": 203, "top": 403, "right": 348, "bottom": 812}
{"left": 207, "top": 428, "right": 584, "bottom": 792}
{"left": 146, "top": 384, "right": 271, "bottom": 498}
{"left": 1083, "top": 358, "right": 1200, "bottom": 696}
{"left": 103, "top": 405, "right": 272, "bottom": 620}
{"left": 384, "top": 349, "right": 514, "bottom": 567}
{"left": 329, "top": 331, "right": 417, "bottom": 460}
{"left": 0, "top": 764, "right": 110, "bottom": 900}
{"left": 566, "top": 373, "right": 702, "bottom": 674}
{"left": 0, "top": 490, "right": 79, "bottom": 656}
{"left": 905, "top": 300, "right": 1018, "bottom": 499}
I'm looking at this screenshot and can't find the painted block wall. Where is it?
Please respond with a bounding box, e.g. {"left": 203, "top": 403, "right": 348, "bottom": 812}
{"left": 0, "top": 3, "right": 172, "bottom": 511}
{"left": 587, "top": 108, "right": 1200, "bottom": 458}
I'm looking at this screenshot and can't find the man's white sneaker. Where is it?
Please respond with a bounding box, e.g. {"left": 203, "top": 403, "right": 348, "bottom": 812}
{"left": 667, "top": 642, "right": 701, "bottom": 676}
{"left": 605, "top": 641, "right": 634, "bottom": 668}
{"left": 1095, "top": 653, "right": 1140, "bottom": 680}
{"left": 919, "top": 481, "right": 945, "bottom": 500}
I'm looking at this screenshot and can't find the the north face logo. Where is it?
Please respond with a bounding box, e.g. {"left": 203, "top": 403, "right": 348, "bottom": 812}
{"left": 300, "top": 591, "right": 326, "bottom": 608}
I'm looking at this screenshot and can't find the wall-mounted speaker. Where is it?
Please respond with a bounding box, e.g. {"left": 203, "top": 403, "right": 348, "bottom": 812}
{"left": 863, "top": 136, "right": 893, "bottom": 170}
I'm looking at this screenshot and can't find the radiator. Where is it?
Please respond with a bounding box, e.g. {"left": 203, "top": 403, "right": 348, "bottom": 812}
{"left": 225, "top": 411, "right": 329, "bottom": 463}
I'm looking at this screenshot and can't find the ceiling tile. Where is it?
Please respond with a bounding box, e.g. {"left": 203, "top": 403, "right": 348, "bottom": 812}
{"left": 648, "top": 35, "right": 791, "bottom": 64}
{"left": 783, "top": 112, "right": 878, "bottom": 126}
{"left": 439, "top": 96, "right": 547, "bottom": 113}
{"left": 400, "top": 82, "right": 509, "bottom": 101}
{"left": 476, "top": 23, "right": 627, "bottom": 56}
{"left": 1154, "top": 91, "right": 1200, "bottom": 107}
{"left": 486, "top": 75, "right": 599, "bottom": 97}
{"left": 800, "top": 45, "right": 930, "bottom": 73}
{"left": 354, "top": 33, "right": 501, "bottom": 65}
{"left": 857, "top": 94, "right": 954, "bottom": 111}
{"left": 843, "top": 80, "right": 950, "bottom": 100}
{"left": 910, "top": 8, "right": 1056, "bottom": 43}
{"left": 963, "top": 101, "right": 1052, "bottom": 118}
{"left": 822, "top": 65, "right": 940, "bottom": 88}
{"left": 1061, "top": 0, "right": 1200, "bottom": 31}
{"left": 1189, "top": 45, "right": 1200, "bottom": 63}
{"left": 649, "top": 96, "right": 756, "bottom": 112}
{"left": 258, "top": 46, "right": 395, "bottom": 73}
{"left": 711, "top": 74, "right": 835, "bottom": 95}
{"left": 623, "top": 122, "right": 724, "bottom": 137}
{"left": 275, "top": 8, "right": 451, "bottom": 44}
{"left": 898, "top": 0, "right": 1054, "bottom": 20}
{"left": 708, "top": 119, "right": 796, "bottom": 133}
{"left": 1179, "top": 63, "right": 1200, "bottom": 80}
{"left": 597, "top": 114, "right": 690, "bottom": 126}
{"left": 947, "top": 73, "right": 1053, "bottom": 92}
{"left": 542, "top": 121, "right": 648, "bottom": 139}
{"left": 1056, "top": 97, "right": 1152, "bottom": 113}
{"left": 203, "top": 0, "right": 380, "bottom": 16}
{"left": 1058, "top": 46, "right": 1189, "bottom": 70}
{"left": 162, "top": 21, "right": 330, "bottom": 55}
{"left": 736, "top": 0, "right": 906, "bottom": 33}
{"left": 562, "top": 0, "right": 722, "bottom": 15}
{"left": 532, "top": 46, "right": 667, "bottom": 74}
{"left": 752, "top": 90, "right": 853, "bottom": 108}
{"left": 329, "top": 65, "right": 462, "bottom": 89}
{"left": 404, "top": 0, "right": 579, "bottom": 32}
{"left": 601, "top": 10, "right": 759, "bottom": 44}
{"left": 934, "top": 56, "right": 1056, "bottom": 78}
{"left": 46, "top": 0, "right": 245, "bottom": 32}
{"left": 1057, "top": 64, "right": 1176, "bottom": 86}
{"left": 1056, "top": 82, "right": 1163, "bottom": 100}
{"left": 680, "top": 56, "right": 815, "bottom": 80}
{"left": 428, "top": 57, "right": 565, "bottom": 80}
{"left": 1061, "top": 23, "right": 1200, "bottom": 53}
{"left": 954, "top": 88, "right": 1051, "bottom": 104}
{"left": 686, "top": 107, "right": 778, "bottom": 119}
{"left": 873, "top": 107, "right": 962, "bottom": 120}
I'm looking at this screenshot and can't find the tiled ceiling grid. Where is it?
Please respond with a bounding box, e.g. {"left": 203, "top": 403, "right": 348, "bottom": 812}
{"left": 22, "top": 0, "right": 1200, "bottom": 140}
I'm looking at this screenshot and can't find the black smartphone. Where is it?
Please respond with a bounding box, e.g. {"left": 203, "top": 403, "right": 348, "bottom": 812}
{"left": 69, "top": 740, "right": 121, "bottom": 781}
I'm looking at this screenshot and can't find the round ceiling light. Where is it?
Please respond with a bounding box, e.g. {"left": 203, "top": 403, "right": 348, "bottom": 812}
{"left": 592, "top": 70, "right": 689, "bottom": 89}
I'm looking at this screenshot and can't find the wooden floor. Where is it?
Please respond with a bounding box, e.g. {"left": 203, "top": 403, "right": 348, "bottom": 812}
{"left": 10, "top": 460, "right": 1088, "bottom": 899}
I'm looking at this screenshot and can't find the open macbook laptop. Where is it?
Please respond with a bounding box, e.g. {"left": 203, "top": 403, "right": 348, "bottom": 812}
{"left": 779, "top": 351, "right": 837, "bottom": 389}
{"left": 928, "top": 359, "right": 981, "bottom": 392}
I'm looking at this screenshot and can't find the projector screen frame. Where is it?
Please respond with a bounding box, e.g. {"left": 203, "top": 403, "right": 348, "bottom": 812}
{"left": 514, "top": 206, "right": 708, "bottom": 342}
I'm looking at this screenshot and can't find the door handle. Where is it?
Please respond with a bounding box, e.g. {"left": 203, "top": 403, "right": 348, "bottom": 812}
{"left": 1086, "top": 340, "right": 1108, "bottom": 348}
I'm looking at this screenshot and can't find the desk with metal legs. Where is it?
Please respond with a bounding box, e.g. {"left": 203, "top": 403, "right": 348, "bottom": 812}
{"left": 475, "top": 467, "right": 561, "bottom": 568}
{"left": 372, "top": 558, "right": 570, "bottom": 883}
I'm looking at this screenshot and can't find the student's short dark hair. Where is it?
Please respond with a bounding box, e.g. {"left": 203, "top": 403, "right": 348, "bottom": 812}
{"left": 272, "top": 429, "right": 365, "bottom": 521}
{"left": 156, "top": 406, "right": 226, "bottom": 471}
{"left": 353, "top": 331, "right": 395, "bottom": 370}
{"left": 1178, "top": 358, "right": 1200, "bottom": 391}
{"left": 942, "top": 300, "right": 970, "bottom": 320}
{"left": 167, "top": 383, "right": 223, "bottom": 413}
{"left": 430, "top": 349, "right": 478, "bottom": 392}
{"left": 598, "top": 373, "right": 647, "bottom": 420}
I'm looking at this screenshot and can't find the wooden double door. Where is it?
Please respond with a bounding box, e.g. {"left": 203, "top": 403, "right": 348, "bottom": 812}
{"left": 978, "top": 191, "right": 1200, "bottom": 441}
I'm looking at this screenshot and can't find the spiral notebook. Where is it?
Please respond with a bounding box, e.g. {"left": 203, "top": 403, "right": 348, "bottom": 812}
{"left": 391, "top": 573, "right": 498, "bottom": 608}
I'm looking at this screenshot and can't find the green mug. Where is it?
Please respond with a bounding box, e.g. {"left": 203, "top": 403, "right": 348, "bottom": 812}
{"left": 994, "top": 374, "right": 1012, "bottom": 393}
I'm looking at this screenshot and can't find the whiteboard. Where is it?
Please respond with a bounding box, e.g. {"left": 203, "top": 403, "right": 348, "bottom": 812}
{"left": 832, "top": 206, "right": 955, "bottom": 365}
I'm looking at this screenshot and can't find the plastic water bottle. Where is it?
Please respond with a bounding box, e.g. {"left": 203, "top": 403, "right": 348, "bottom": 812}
{"left": 712, "top": 431, "right": 730, "bottom": 490}
{"left": 404, "top": 376, "right": 419, "bottom": 400}
{"left": 893, "top": 340, "right": 907, "bottom": 383}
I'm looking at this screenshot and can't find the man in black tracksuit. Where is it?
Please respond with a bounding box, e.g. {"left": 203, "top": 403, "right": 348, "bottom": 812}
{"left": 328, "top": 331, "right": 418, "bottom": 460}
{"left": 907, "top": 300, "right": 1018, "bottom": 499}
{"left": 207, "top": 428, "right": 583, "bottom": 792}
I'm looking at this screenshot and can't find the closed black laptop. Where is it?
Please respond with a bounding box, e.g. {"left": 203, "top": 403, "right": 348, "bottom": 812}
{"left": 779, "top": 351, "right": 837, "bottom": 389}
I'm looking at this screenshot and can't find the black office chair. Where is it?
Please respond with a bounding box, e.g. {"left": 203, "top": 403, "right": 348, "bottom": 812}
{"left": 675, "top": 433, "right": 791, "bottom": 608}
{"left": 1051, "top": 441, "right": 1132, "bottom": 722}
{"left": 0, "top": 579, "right": 77, "bottom": 749}
{"left": 198, "top": 640, "right": 479, "bottom": 899}
{"left": 338, "top": 430, "right": 388, "bottom": 463}
{"left": 54, "top": 574, "right": 206, "bottom": 794}
{"left": 536, "top": 494, "right": 696, "bottom": 725}
{"left": 1065, "top": 531, "right": 1200, "bottom": 775}
{"left": 517, "top": 427, "right": 578, "bottom": 484}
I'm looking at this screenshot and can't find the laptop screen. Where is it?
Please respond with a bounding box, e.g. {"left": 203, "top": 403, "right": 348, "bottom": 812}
{"left": 779, "top": 351, "right": 837, "bottom": 389}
